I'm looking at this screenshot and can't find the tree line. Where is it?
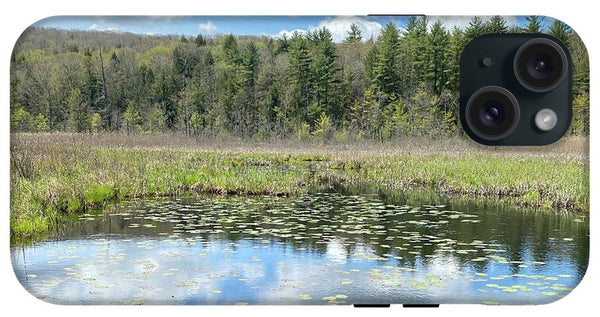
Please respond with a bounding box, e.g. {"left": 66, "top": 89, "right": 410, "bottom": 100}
{"left": 10, "top": 16, "right": 589, "bottom": 141}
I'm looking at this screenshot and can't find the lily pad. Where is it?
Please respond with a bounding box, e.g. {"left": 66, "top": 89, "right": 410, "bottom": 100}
{"left": 542, "top": 291, "right": 559, "bottom": 296}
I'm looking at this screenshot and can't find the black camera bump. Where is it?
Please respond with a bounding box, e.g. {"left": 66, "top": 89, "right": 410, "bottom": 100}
{"left": 460, "top": 34, "right": 572, "bottom": 145}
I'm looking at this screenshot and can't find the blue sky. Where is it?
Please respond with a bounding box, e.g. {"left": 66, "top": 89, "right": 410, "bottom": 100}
{"left": 32, "top": 16, "right": 548, "bottom": 42}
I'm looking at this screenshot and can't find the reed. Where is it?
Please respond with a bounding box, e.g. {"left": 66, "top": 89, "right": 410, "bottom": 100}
{"left": 9, "top": 133, "right": 589, "bottom": 239}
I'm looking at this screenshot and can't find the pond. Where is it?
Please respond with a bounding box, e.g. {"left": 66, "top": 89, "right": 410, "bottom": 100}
{"left": 11, "top": 192, "right": 589, "bottom": 305}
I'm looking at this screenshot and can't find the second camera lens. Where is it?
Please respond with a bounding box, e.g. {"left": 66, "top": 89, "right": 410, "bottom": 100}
{"left": 513, "top": 38, "right": 568, "bottom": 93}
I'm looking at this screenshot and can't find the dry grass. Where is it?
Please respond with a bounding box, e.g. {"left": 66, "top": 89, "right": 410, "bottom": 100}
{"left": 12, "top": 132, "right": 589, "bottom": 159}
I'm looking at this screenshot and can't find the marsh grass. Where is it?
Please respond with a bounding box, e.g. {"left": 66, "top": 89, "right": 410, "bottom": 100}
{"left": 9, "top": 133, "right": 589, "bottom": 239}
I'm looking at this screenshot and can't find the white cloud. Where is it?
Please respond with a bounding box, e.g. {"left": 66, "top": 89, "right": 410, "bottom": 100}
{"left": 88, "top": 24, "right": 120, "bottom": 32}
{"left": 276, "top": 28, "right": 308, "bottom": 39}
{"left": 316, "top": 16, "right": 383, "bottom": 42}
{"left": 275, "top": 16, "right": 383, "bottom": 43}
{"left": 428, "top": 15, "right": 518, "bottom": 31}
{"left": 198, "top": 21, "right": 218, "bottom": 34}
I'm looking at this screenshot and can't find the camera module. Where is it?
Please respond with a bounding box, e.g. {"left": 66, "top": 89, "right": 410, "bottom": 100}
{"left": 460, "top": 34, "right": 573, "bottom": 145}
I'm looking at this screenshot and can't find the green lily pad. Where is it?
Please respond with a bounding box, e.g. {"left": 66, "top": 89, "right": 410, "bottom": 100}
{"left": 550, "top": 286, "right": 573, "bottom": 291}
{"left": 469, "top": 278, "right": 486, "bottom": 282}
{"left": 542, "top": 291, "right": 559, "bottom": 296}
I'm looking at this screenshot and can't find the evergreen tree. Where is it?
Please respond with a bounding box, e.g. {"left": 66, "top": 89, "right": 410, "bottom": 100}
{"left": 373, "top": 23, "right": 401, "bottom": 98}
{"left": 427, "top": 20, "right": 450, "bottom": 95}
{"left": 465, "top": 16, "right": 487, "bottom": 40}
{"left": 123, "top": 100, "right": 142, "bottom": 134}
{"left": 525, "top": 15, "right": 544, "bottom": 33}
{"left": 222, "top": 34, "right": 240, "bottom": 65}
{"left": 344, "top": 23, "right": 363, "bottom": 44}
{"left": 548, "top": 19, "right": 571, "bottom": 48}
{"left": 363, "top": 44, "right": 379, "bottom": 85}
{"left": 195, "top": 34, "right": 206, "bottom": 46}
{"left": 9, "top": 24, "right": 589, "bottom": 139}
{"left": 399, "top": 17, "right": 428, "bottom": 94}
{"left": 487, "top": 16, "right": 508, "bottom": 33}
{"left": 239, "top": 41, "right": 260, "bottom": 134}
{"left": 66, "top": 88, "right": 89, "bottom": 132}
{"left": 276, "top": 34, "right": 290, "bottom": 54}
{"left": 445, "top": 27, "right": 466, "bottom": 91}
{"left": 286, "top": 32, "right": 312, "bottom": 122}
{"left": 309, "top": 28, "right": 340, "bottom": 120}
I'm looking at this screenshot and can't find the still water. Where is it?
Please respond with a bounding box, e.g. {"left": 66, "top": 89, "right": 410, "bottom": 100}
{"left": 11, "top": 192, "right": 589, "bottom": 305}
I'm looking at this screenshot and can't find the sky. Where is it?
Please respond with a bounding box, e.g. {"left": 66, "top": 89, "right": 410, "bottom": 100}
{"left": 32, "top": 15, "right": 552, "bottom": 43}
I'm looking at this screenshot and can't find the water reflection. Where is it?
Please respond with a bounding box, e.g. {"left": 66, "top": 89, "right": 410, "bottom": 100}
{"left": 11, "top": 193, "right": 589, "bottom": 305}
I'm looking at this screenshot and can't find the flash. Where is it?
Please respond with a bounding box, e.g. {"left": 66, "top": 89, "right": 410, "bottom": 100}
{"left": 481, "top": 56, "right": 493, "bottom": 67}
{"left": 535, "top": 108, "right": 558, "bottom": 131}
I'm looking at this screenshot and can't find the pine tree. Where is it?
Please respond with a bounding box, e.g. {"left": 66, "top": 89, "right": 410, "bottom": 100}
{"left": 66, "top": 88, "right": 89, "bottom": 132}
{"left": 195, "top": 34, "right": 206, "bottom": 46}
{"left": 548, "top": 19, "right": 571, "bottom": 48}
{"left": 239, "top": 41, "right": 260, "bottom": 135}
{"left": 363, "top": 44, "right": 379, "bottom": 85}
{"left": 465, "top": 16, "right": 487, "bottom": 40}
{"left": 487, "top": 16, "right": 508, "bottom": 33}
{"left": 241, "top": 42, "right": 260, "bottom": 87}
{"left": 525, "top": 15, "right": 544, "bottom": 33}
{"left": 10, "top": 25, "right": 589, "bottom": 138}
{"left": 123, "top": 100, "right": 142, "bottom": 134}
{"left": 373, "top": 23, "right": 401, "bottom": 98}
{"left": 399, "top": 17, "right": 427, "bottom": 94}
{"left": 309, "top": 28, "right": 340, "bottom": 120}
{"left": 287, "top": 32, "right": 312, "bottom": 122}
{"left": 222, "top": 34, "right": 240, "bottom": 65}
{"left": 427, "top": 20, "right": 450, "bottom": 95}
{"left": 276, "top": 34, "right": 290, "bottom": 54}
{"left": 344, "top": 23, "right": 363, "bottom": 44}
{"left": 445, "top": 27, "right": 466, "bottom": 92}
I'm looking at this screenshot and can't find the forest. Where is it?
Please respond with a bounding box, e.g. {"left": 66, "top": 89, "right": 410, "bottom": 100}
{"left": 10, "top": 16, "right": 590, "bottom": 141}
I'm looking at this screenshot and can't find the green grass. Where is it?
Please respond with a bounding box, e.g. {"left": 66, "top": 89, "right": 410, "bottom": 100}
{"left": 9, "top": 133, "right": 589, "bottom": 240}
{"left": 331, "top": 154, "right": 588, "bottom": 211}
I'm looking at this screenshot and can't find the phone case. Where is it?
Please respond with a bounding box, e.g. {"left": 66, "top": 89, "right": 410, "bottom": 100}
{"left": 10, "top": 15, "right": 589, "bottom": 306}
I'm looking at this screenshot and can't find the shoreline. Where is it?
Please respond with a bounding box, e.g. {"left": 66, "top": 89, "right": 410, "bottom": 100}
{"left": 10, "top": 133, "right": 589, "bottom": 240}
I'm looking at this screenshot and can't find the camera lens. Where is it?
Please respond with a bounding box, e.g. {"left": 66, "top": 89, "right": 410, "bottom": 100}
{"left": 513, "top": 38, "right": 568, "bottom": 93}
{"left": 465, "top": 86, "right": 520, "bottom": 141}
{"left": 480, "top": 104, "right": 504, "bottom": 126}
{"left": 533, "top": 58, "right": 548, "bottom": 73}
